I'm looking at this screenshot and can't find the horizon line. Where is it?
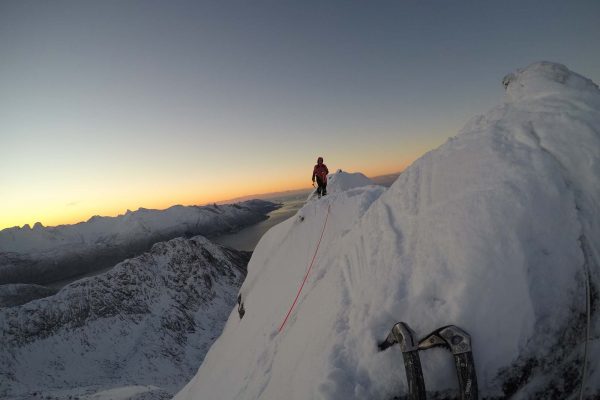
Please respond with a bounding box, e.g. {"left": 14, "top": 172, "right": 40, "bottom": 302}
{"left": 1, "top": 170, "right": 403, "bottom": 231}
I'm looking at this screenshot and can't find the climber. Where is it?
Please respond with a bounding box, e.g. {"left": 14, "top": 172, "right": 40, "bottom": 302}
{"left": 312, "top": 156, "right": 329, "bottom": 198}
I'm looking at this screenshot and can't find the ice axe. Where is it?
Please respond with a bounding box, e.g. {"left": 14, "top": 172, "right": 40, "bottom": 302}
{"left": 379, "top": 323, "right": 478, "bottom": 400}
{"left": 378, "top": 322, "right": 426, "bottom": 400}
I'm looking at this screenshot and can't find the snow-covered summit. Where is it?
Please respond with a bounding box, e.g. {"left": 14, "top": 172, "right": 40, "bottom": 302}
{"left": 502, "top": 61, "right": 599, "bottom": 101}
{"left": 174, "top": 62, "right": 600, "bottom": 399}
{"left": 326, "top": 171, "right": 374, "bottom": 194}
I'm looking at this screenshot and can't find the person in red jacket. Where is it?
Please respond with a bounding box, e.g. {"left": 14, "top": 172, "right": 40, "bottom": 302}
{"left": 312, "top": 156, "right": 329, "bottom": 198}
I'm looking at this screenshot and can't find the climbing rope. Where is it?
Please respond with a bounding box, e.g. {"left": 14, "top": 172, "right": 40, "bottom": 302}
{"left": 278, "top": 203, "right": 331, "bottom": 332}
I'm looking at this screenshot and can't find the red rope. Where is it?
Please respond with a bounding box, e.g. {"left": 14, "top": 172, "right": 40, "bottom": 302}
{"left": 278, "top": 203, "right": 331, "bottom": 332}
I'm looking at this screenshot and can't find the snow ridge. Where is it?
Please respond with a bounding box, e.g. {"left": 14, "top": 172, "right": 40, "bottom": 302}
{"left": 174, "top": 62, "right": 600, "bottom": 399}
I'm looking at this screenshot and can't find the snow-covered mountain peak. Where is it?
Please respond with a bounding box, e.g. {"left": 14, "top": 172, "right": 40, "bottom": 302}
{"left": 326, "top": 171, "right": 375, "bottom": 194}
{"left": 0, "top": 234, "right": 251, "bottom": 399}
{"left": 174, "top": 63, "right": 600, "bottom": 399}
{"left": 502, "top": 61, "right": 599, "bottom": 102}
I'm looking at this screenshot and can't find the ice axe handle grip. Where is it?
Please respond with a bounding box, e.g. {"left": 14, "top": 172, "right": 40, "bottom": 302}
{"left": 453, "top": 351, "right": 478, "bottom": 400}
{"left": 402, "top": 350, "right": 426, "bottom": 400}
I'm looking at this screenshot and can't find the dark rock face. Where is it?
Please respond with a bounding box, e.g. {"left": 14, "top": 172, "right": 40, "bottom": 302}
{"left": 0, "top": 235, "right": 250, "bottom": 399}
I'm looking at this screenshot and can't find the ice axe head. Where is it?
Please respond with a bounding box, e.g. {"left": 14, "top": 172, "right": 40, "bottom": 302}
{"left": 378, "top": 322, "right": 418, "bottom": 352}
{"left": 418, "top": 325, "right": 472, "bottom": 354}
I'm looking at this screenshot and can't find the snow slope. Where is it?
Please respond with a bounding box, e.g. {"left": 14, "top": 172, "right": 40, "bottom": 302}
{"left": 0, "top": 200, "right": 277, "bottom": 286}
{"left": 174, "top": 62, "right": 600, "bottom": 399}
{"left": 0, "top": 235, "right": 250, "bottom": 399}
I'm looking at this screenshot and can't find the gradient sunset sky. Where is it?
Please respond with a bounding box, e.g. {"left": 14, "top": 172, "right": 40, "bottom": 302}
{"left": 1, "top": 0, "right": 599, "bottom": 230}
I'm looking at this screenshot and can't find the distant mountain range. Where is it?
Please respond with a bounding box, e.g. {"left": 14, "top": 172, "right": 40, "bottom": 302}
{"left": 369, "top": 172, "right": 402, "bottom": 186}
{"left": 0, "top": 200, "right": 278, "bottom": 289}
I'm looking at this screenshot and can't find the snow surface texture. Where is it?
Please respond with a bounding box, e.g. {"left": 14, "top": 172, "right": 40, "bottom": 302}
{"left": 0, "top": 235, "right": 250, "bottom": 399}
{"left": 174, "top": 62, "right": 600, "bottom": 399}
{"left": 0, "top": 200, "right": 277, "bottom": 286}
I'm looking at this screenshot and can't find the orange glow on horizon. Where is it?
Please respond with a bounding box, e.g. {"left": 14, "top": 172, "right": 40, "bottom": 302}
{"left": 0, "top": 162, "right": 414, "bottom": 231}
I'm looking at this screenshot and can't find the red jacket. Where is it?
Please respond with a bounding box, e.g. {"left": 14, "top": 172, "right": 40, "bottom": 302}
{"left": 312, "top": 163, "right": 329, "bottom": 183}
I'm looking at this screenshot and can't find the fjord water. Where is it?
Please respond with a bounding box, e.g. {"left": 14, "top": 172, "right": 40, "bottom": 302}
{"left": 211, "top": 192, "right": 310, "bottom": 251}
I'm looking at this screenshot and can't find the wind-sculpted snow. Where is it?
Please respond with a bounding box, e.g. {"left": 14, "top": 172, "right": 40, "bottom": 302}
{"left": 0, "top": 200, "right": 277, "bottom": 287}
{"left": 174, "top": 62, "right": 600, "bottom": 400}
{"left": 0, "top": 235, "right": 250, "bottom": 399}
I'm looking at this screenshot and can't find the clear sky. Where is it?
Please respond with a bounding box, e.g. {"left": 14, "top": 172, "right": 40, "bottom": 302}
{"left": 1, "top": 0, "right": 599, "bottom": 230}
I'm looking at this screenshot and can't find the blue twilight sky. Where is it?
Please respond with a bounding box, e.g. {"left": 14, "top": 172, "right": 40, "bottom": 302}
{"left": 1, "top": 0, "right": 599, "bottom": 228}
